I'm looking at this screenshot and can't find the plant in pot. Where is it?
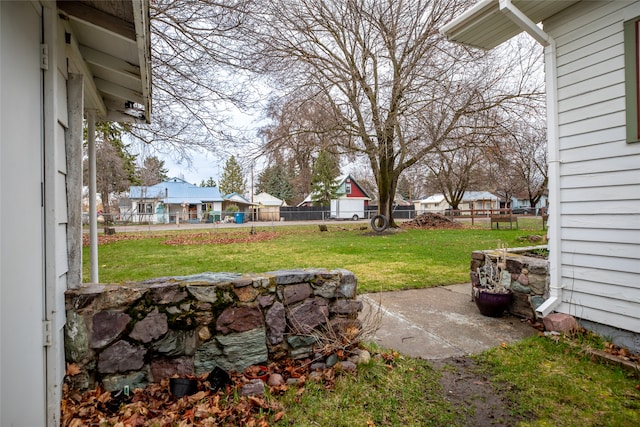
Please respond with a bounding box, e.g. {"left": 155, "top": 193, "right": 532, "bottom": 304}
{"left": 472, "top": 249, "right": 513, "bottom": 317}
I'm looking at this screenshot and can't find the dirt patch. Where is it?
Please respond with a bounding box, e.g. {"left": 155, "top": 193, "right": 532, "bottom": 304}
{"left": 429, "top": 356, "right": 528, "bottom": 426}
{"left": 401, "top": 213, "right": 462, "bottom": 230}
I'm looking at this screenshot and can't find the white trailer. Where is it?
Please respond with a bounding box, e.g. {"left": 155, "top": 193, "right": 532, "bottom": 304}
{"left": 330, "top": 198, "right": 365, "bottom": 220}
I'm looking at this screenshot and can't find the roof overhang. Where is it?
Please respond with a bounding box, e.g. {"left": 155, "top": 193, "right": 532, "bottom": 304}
{"left": 57, "top": 0, "right": 152, "bottom": 123}
{"left": 440, "top": 0, "right": 580, "bottom": 50}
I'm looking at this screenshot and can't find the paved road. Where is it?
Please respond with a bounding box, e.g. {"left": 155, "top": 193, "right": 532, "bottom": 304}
{"left": 360, "top": 284, "right": 535, "bottom": 359}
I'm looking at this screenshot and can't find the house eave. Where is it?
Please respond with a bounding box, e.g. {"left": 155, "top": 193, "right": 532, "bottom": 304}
{"left": 57, "top": 0, "right": 152, "bottom": 123}
{"left": 440, "top": 0, "right": 580, "bottom": 50}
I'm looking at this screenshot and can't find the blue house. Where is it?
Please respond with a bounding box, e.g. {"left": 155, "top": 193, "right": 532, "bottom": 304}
{"left": 128, "top": 177, "right": 224, "bottom": 223}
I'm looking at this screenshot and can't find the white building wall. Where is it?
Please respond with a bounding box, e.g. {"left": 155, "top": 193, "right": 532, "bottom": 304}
{"left": 546, "top": 1, "right": 640, "bottom": 334}
{"left": 1, "top": 2, "right": 47, "bottom": 425}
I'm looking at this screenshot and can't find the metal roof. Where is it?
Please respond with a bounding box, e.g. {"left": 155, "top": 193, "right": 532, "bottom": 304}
{"left": 440, "top": 0, "right": 580, "bottom": 50}
{"left": 130, "top": 178, "right": 224, "bottom": 202}
{"left": 57, "top": 1, "right": 152, "bottom": 123}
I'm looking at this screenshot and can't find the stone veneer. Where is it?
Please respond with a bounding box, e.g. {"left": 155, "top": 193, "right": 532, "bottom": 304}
{"left": 64, "top": 269, "right": 361, "bottom": 392}
{"left": 470, "top": 246, "right": 549, "bottom": 318}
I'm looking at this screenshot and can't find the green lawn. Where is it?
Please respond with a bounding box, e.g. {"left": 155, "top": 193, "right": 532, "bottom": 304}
{"left": 84, "top": 223, "right": 545, "bottom": 293}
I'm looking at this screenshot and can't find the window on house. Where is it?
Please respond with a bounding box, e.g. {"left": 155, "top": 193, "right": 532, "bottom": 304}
{"left": 624, "top": 17, "right": 640, "bottom": 143}
{"left": 137, "top": 202, "right": 152, "bottom": 214}
{"left": 345, "top": 183, "right": 352, "bottom": 194}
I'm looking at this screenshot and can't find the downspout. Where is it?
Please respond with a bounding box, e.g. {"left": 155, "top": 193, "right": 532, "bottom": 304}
{"left": 498, "top": 0, "right": 562, "bottom": 317}
{"left": 88, "top": 110, "right": 99, "bottom": 283}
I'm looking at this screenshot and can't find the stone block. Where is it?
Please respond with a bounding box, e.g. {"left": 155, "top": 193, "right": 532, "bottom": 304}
{"left": 505, "top": 258, "right": 524, "bottom": 274}
{"left": 152, "top": 330, "right": 197, "bottom": 356}
{"left": 241, "top": 379, "right": 265, "bottom": 396}
{"left": 287, "top": 334, "right": 317, "bottom": 349}
{"left": 337, "top": 281, "right": 357, "bottom": 299}
{"left": 92, "top": 311, "right": 131, "bottom": 349}
{"left": 216, "top": 306, "right": 263, "bottom": 334}
{"left": 527, "top": 258, "right": 548, "bottom": 275}
{"left": 215, "top": 328, "right": 268, "bottom": 372}
{"left": 194, "top": 339, "right": 224, "bottom": 375}
{"left": 233, "top": 285, "right": 261, "bottom": 303}
{"left": 282, "top": 283, "right": 312, "bottom": 305}
{"left": 150, "top": 356, "right": 194, "bottom": 381}
{"left": 65, "top": 310, "right": 91, "bottom": 362}
{"left": 311, "top": 280, "right": 337, "bottom": 299}
{"left": 258, "top": 294, "right": 275, "bottom": 307}
{"left": 288, "top": 297, "right": 329, "bottom": 334}
{"left": 269, "top": 269, "right": 315, "bottom": 285}
{"left": 527, "top": 274, "right": 547, "bottom": 295}
{"left": 186, "top": 285, "right": 220, "bottom": 303}
{"left": 97, "top": 340, "right": 146, "bottom": 374}
{"left": 330, "top": 299, "right": 363, "bottom": 316}
{"left": 147, "top": 282, "right": 188, "bottom": 304}
{"left": 509, "top": 292, "right": 534, "bottom": 319}
{"left": 130, "top": 308, "right": 168, "bottom": 343}
{"left": 65, "top": 284, "right": 103, "bottom": 310}
{"left": 542, "top": 313, "right": 579, "bottom": 333}
{"left": 96, "top": 286, "right": 148, "bottom": 311}
{"left": 265, "top": 302, "right": 286, "bottom": 345}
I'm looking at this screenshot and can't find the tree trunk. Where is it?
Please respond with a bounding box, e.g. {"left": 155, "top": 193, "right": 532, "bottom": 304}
{"left": 376, "top": 153, "right": 399, "bottom": 227}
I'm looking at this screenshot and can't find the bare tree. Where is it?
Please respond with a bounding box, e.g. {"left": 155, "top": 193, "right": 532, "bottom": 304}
{"left": 258, "top": 92, "right": 345, "bottom": 204}
{"left": 242, "top": 0, "right": 542, "bottom": 226}
{"left": 507, "top": 123, "right": 548, "bottom": 209}
{"left": 84, "top": 122, "right": 138, "bottom": 217}
{"left": 128, "top": 0, "right": 256, "bottom": 163}
{"left": 424, "top": 139, "right": 485, "bottom": 210}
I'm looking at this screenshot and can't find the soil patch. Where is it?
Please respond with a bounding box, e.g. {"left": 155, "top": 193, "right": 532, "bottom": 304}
{"left": 429, "top": 356, "right": 529, "bottom": 426}
{"left": 401, "top": 213, "right": 462, "bottom": 230}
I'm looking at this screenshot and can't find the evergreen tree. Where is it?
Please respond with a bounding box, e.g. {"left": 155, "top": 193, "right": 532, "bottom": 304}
{"left": 200, "top": 177, "right": 217, "bottom": 187}
{"left": 137, "top": 156, "right": 169, "bottom": 186}
{"left": 256, "top": 164, "right": 294, "bottom": 203}
{"left": 218, "top": 156, "right": 246, "bottom": 195}
{"left": 310, "top": 150, "right": 340, "bottom": 206}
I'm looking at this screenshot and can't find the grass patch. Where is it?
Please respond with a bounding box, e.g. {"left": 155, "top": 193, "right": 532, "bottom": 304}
{"left": 278, "top": 345, "right": 460, "bottom": 426}
{"left": 474, "top": 335, "right": 640, "bottom": 426}
{"left": 84, "top": 224, "right": 544, "bottom": 292}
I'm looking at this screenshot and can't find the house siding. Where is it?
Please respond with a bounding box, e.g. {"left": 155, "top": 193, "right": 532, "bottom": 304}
{"left": 546, "top": 0, "right": 640, "bottom": 333}
{"left": 1, "top": 3, "right": 48, "bottom": 425}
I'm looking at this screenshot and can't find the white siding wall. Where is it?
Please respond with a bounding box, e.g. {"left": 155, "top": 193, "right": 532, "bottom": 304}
{"left": 0, "top": 2, "right": 47, "bottom": 425}
{"left": 546, "top": 1, "right": 640, "bottom": 333}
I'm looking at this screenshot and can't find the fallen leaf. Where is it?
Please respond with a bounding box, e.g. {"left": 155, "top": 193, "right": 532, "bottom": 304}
{"left": 66, "top": 363, "right": 82, "bottom": 376}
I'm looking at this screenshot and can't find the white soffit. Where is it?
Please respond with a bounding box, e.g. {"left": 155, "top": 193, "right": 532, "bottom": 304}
{"left": 57, "top": 1, "right": 152, "bottom": 123}
{"left": 440, "top": 0, "right": 581, "bottom": 50}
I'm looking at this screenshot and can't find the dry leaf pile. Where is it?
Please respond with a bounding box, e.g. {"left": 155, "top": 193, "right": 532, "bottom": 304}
{"left": 62, "top": 357, "right": 344, "bottom": 427}
{"left": 82, "top": 231, "right": 279, "bottom": 247}
{"left": 400, "top": 213, "right": 462, "bottom": 230}
{"left": 162, "top": 231, "right": 278, "bottom": 246}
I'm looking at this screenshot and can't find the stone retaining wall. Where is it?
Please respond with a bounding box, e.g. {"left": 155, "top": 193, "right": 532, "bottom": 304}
{"left": 470, "top": 246, "right": 549, "bottom": 318}
{"left": 64, "top": 269, "right": 361, "bottom": 392}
